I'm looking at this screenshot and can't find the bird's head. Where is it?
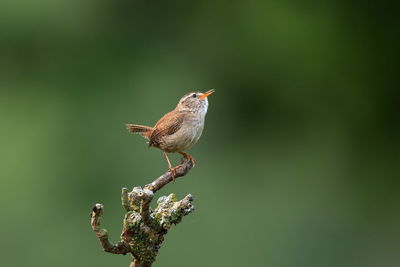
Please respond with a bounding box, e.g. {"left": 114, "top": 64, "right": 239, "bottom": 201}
{"left": 176, "top": 89, "right": 215, "bottom": 112}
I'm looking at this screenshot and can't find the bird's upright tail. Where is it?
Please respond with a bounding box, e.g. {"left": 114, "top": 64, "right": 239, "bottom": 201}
{"left": 126, "top": 124, "right": 152, "bottom": 139}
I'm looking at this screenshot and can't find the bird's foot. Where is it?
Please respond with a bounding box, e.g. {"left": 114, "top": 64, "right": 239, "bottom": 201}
{"left": 179, "top": 152, "right": 196, "bottom": 167}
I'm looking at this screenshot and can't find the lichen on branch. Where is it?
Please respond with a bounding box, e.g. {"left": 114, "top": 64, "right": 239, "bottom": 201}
{"left": 90, "top": 155, "right": 195, "bottom": 267}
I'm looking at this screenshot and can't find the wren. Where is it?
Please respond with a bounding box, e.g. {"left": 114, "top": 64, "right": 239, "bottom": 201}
{"left": 126, "top": 89, "right": 215, "bottom": 176}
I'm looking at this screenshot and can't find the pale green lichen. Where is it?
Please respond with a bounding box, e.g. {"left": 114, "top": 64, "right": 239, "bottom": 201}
{"left": 152, "top": 193, "right": 194, "bottom": 230}
{"left": 127, "top": 187, "right": 144, "bottom": 212}
{"left": 120, "top": 190, "right": 194, "bottom": 264}
{"left": 95, "top": 159, "right": 195, "bottom": 265}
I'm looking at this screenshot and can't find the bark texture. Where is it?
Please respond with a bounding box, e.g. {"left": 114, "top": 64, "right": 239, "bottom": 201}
{"left": 90, "top": 155, "right": 195, "bottom": 266}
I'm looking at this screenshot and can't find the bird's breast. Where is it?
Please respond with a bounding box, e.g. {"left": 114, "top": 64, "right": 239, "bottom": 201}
{"left": 160, "top": 115, "right": 205, "bottom": 152}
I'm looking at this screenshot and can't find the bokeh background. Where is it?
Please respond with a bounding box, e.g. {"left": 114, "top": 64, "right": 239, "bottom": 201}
{"left": 0, "top": 1, "right": 399, "bottom": 266}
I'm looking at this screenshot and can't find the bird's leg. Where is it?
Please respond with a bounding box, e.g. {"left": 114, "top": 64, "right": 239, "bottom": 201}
{"left": 163, "top": 151, "right": 176, "bottom": 180}
{"left": 179, "top": 152, "right": 196, "bottom": 167}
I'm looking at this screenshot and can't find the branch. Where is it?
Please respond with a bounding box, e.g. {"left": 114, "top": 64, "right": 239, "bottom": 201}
{"left": 130, "top": 259, "right": 151, "bottom": 267}
{"left": 121, "top": 188, "right": 130, "bottom": 212}
{"left": 90, "top": 153, "right": 196, "bottom": 266}
{"left": 140, "top": 189, "right": 154, "bottom": 227}
{"left": 152, "top": 193, "right": 195, "bottom": 230}
{"left": 144, "top": 156, "right": 194, "bottom": 192}
{"left": 90, "top": 204, "right": 131, "bottom": 255}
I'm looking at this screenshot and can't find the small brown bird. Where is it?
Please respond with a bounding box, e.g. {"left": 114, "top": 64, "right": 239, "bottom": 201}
{"left": 126, "top": 89, "right": 215, "bottom": 175}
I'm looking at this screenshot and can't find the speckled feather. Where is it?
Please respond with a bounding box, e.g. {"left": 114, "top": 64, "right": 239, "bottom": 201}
{"left": 149, "top": 111, "right": 186, "bottom": 148}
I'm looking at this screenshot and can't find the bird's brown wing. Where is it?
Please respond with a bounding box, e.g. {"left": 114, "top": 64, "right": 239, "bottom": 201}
{"left": 149, "top": 111, "right": 185, "bottom": 147}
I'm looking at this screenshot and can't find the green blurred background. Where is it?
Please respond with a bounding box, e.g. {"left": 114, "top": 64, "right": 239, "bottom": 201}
{"left": 0, "top": 1, "right": 399, "bottom": 266}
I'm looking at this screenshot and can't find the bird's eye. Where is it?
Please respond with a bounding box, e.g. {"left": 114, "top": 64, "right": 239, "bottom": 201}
{"left": 192, "top": 94, "right": 197, "bottom": 98}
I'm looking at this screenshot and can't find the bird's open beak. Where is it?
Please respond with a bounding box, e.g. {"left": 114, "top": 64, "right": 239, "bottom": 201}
{"left": 199, "top": 89, "right": 215, "bottom": 99}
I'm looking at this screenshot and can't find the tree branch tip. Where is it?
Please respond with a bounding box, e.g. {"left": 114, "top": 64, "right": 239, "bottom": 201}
{"left": 92, "top": 203, "right": 104, "bottom": 214}
{"left": 143, "top": 189, "right": 154, "bottom": 199}
{"left": 180, "top": 155, "right": 190, "bottom": 163}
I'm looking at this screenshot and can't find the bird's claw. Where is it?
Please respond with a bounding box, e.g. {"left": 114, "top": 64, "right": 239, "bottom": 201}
{"left": 179, "top": 152, "right": 196, "bottom": 167}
